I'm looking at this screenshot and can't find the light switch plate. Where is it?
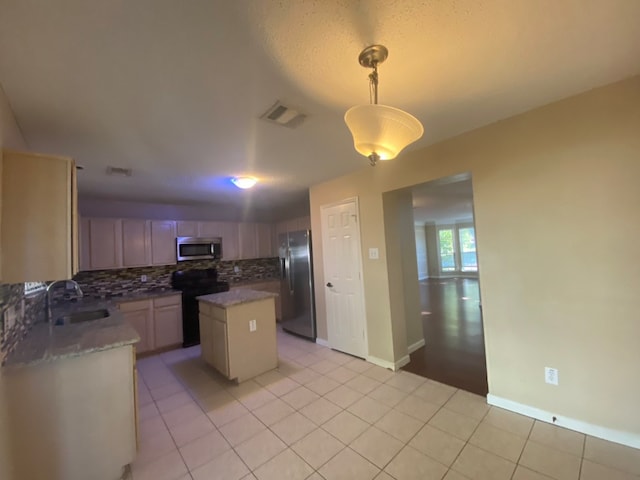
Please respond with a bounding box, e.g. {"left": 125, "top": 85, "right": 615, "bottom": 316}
{"left": 369, "top": 248, "right": 379, "bottom": 260}
{"left": 249, "top": 319, "right": 257, "bottom": 332}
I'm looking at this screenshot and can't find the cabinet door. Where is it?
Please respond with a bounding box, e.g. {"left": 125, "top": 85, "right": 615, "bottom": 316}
{"left": 238, "top": 223, "right": 257, "bottom": 259}
{"left": 221, "top": 222, "right": 239, "bottom": 260}
{"left": 150, "top": 221, "right": 176, "bottom": 265}
{"left": 1, "top": 151, "right": 78, "bottom": 282}
{"left": 122, "top": 309, "right": 153, "bottom": 353}
{"left": 176, "top": 221, "right": 198, "bottom": 237}
{"left": 256, "top": 223, "right": 273, "bottom": 258}
{"left": 199, "top": 313, "right": 214, "bottom": 365}
{"left": 79, "top": 217, "right": 91, "bottom": 271}
{"left": 154, "top": 305, "right": 182, "bottom": 348}
{"left": 121, "top": 219, "right": 150, "bottom": 267}
{"left": 211, "top": 319, "right": 229, "bottom": 377}
{"left": 198, "top": 221, "right": 223, "bottom": 238}
{"left": 89, "top": 218, "right": 122, "bottom": 270}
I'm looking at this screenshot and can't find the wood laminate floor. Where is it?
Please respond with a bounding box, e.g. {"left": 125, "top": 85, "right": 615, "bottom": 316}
{"left": 402, "top": 277, "right": 489, "bottom": 396}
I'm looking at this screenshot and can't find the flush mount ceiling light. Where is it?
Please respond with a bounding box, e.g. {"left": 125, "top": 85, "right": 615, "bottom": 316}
{"left": 231, "top": 176, "right": 258, "bottom": 189}
{"left": 344, "top": 45, "right": 424, "bottom": 166}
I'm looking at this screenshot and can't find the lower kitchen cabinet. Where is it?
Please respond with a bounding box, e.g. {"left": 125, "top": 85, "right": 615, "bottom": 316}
{"left": 118, "top": 294, "right": 182, "bottom": 355}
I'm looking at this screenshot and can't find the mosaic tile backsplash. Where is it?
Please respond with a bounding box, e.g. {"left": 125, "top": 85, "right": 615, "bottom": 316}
{"left": 0, "top": 257, "right": 280, "bottom": 360}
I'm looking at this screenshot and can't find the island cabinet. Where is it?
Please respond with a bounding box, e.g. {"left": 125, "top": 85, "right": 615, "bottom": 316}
{"left": 1, "top": 150, "right": 79, "bottom": 282}
{"left": 199, "top": 290, "right": 278, "bottom": 382}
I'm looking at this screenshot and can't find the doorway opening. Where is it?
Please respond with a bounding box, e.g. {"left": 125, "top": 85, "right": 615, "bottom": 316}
{"left": 401, "top": 174, "right": 488, "bottom": 395}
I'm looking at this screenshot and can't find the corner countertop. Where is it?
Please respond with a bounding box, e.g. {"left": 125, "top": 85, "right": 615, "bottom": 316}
{"left": 3, "top": 301, "right": 142, "bottom": 369}
{"left": 197, "top": 289, "right": 277, "bottom": 308}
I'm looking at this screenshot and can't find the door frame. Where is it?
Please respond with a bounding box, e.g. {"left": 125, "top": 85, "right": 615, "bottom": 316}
{"left": 320, "top": 196, "right": 369, "bottom": 359}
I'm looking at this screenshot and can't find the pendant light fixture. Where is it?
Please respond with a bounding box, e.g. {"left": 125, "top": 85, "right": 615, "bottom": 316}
{"left": 344, "top": 45, "right": 424, "bottom": 166}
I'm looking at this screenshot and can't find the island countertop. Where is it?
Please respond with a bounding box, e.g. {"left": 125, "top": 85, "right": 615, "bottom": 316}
{"left": 3, "top": 307, "right": 139, "bottom": 369}
{"left": 197, "top": 289, "right": 277, "bottom": 308}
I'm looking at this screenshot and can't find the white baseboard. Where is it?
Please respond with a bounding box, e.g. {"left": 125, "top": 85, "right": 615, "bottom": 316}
{"left": 367, "top": 354, "right": 410, "bottom": 371}
{"left": 408, "top": 338, "right": 426, "bottom": 354}
{"left": 315, "top": 337, "right": 330, "bottom": 348}
{"left": 487, "top": 394, "right": 640, "bottom": 449}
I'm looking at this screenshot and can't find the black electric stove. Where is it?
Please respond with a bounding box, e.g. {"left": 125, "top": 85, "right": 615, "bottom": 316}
{"left": 171, "top": 268, "right": 229, "bottom": 347}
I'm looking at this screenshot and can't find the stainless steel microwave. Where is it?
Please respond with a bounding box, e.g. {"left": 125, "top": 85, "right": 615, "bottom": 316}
{"left": 176, "top": 237, "right": 222, "bottom": 261}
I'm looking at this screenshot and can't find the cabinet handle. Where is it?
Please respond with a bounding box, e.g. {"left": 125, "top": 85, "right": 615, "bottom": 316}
{"left": 326, "top": 282, "right": 333, "bottom": 288}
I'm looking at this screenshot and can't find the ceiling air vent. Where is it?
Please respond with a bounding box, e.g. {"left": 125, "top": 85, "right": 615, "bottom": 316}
{"left": 261, "top": 101, "right": 306, "bottom": 129}
{"left": 106, "top": 166, "right": 133, "bottom": 177}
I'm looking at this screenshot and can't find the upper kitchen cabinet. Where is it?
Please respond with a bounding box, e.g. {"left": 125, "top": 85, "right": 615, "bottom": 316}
{"left": 86, "top": 218, "right": 123, "bottom": 270}
{"left": 198, "top": 221, "right": 224, "bottom": 238}
{"left": 176, "top": 221, "right": 198, "bottom": 237}
{"left": 150, "top": 220, "right": 176, "bottom": 265}
{"left": 221, "top": 222, "right": 239, "bottom": 260}
{"left": 238, "top": 222, "right": 257, "bottom": 259}
{"left": 121, "top": 219, "right": 150, "bottom": 267}
{"left": 256, "top": 223, "right": 274, "bottom": 258}
{"left": 1, "top": 150, "right": 79, "bottom": 282}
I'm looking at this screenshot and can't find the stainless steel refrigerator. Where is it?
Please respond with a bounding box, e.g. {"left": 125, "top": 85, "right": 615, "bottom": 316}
{"left": 279, "top": 230, "right": 316, "bottom": 340}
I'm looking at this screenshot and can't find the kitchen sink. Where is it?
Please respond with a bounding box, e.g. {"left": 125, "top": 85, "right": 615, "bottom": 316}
{"left": 55, "top": 308, "right": 110, "bottom": 326}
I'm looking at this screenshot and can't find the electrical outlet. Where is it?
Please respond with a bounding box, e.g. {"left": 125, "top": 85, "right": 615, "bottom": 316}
{"left": 234, "top": 266, "right": 241, "bottom": 274}
{"left": 249, "top": 319, "right": 257, "bottom": 332}
{"left": 369, "top": 248, "right": 379, "bottom": 260}
{"left": 545, "top": 367, "right": 559, "bottom": 385}
{"left": 140, "top": 275, "right": 147, "bottom": 283}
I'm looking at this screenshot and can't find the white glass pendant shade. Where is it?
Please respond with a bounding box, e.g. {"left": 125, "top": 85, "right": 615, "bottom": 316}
{"left": 231, "top": 176, "right": 257, "bottom": 189}
{"left": 344, "top": 104, "right": 424, "bottom": 161}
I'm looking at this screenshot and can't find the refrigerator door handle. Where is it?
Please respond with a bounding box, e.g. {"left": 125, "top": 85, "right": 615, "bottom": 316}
{"left": 287, "top": 248, "right": 294, "bottom": 294}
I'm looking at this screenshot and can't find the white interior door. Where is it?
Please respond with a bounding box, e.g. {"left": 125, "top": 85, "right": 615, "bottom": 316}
{"left": 321, "top": 198, "right": 367, "bottom": 358}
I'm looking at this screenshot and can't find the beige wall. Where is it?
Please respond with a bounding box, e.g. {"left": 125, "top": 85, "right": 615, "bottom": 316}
{"left": 0, "top": 81, "right": 26, "bottom": 480}
{"left": 424, "top": 224, "right": 440, "bottom": 278}
{"left": 310, "top": 76, "right": 640, "bottom": 436}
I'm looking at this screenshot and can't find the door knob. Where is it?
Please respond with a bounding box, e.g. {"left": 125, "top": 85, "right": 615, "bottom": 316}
{"left": 326, "top": 282, "right": 333, "bottom": 288}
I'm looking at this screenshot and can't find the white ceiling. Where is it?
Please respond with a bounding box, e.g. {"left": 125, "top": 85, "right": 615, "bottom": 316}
{"left": 412, "top": 178, "right": 474, "bottom": 225}
{"left": 1, "top": 0, "right": 639, "bottom": 220}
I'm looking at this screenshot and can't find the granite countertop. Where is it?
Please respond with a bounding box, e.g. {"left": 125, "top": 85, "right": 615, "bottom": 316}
{"left": 3, "top": 308, "right": 139, "bottom": 369}
{"left": 197, "top": 289, "right": 278, "bottom": 308}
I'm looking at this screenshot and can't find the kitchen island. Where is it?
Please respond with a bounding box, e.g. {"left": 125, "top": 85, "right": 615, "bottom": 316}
{"left": 2, "top": 308, "right": 139, "bottom": 480}
{"left": 198, "top": 289, "right": 278, "bottom": 382}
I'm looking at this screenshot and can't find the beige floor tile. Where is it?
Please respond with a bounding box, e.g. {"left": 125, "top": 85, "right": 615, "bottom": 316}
{"left": 384, "top": 372, "right": 426, "bottom": 393}
{"left": 132, "top": 450, "right": 188, "bottom": 480}
{"left": 322, "top": 350, "right": 354, "bottom": 365}
{"left": 252, "top": 398, "right": 296, "bottom": 426}
{"left": 191, "top": 449, "right": 249, "bottom": 480}
{"left": 350, "top": 426, "right": 405, "bottom": 468}
{"left": 385, "top": 445, "right": 449, "bottom": 480}
{"left": 235, "top": 429, "right": 287, "bottom": 470}
{"left": 162, "top": 401, "right": 204, "bottom": 428}
{"left": 139, "top": 402, "right": 160, "bottom": 421}
{"left": 529, "top": 421, "right": 585, "bottom": 457}
{"left": 271, "top": 411, "right": 318, "bottom": 445}
{"left": 443, "top": 470, "right": 472, "bottom": 480}
{"left": 345, "top": 357, "right": 374, "bottom": 373}
{"left": 444, "top": 390, "right": 490, "bottom": 421}
{"left": 319, "top": 447, "right": 381, "bottom": 480}
{"left": 348, "top": 396, "right": 391, "bottom": 423}
{"left": 413, "top": 381, "right": 457, "bottom": 406}
{"left": 326, "top": 365, "right": 360, "bottom": 384}
{"left": 291, "top": 427, "right": 345, "bottom": 469}
{"left": 429, "top": 408, "right": 481, "bottom": 441}
{"left": 218, "top": 413, "right": 266, "bottom": 446}
{"left": 179, "top": 430, "right": 231, "bottom": 471}
{"left": 346, "top": 374, "right": 383, "bottom": 395}
{"left": 253, "top": 448, "right": 314, "bottom": 480}
{"left": 324, "top": 384, "right": 364, "bottom": 408}
{"left": 519, "top": 440, "right": 581, "bottom": 480}
{"left": 288, "top": 367, "right": 322, "bottom": 385}
{"left": 139, "top": 414, "right": 169, "bottom": 439}
{"left": 468, "top": 422, "right": 527, "bottom": 462}
{"left": 305, "top": 375, "right": 341, "bottom": 395}
{"left": 206, "top": 398, "right": 249, "bottom": 427}
{"left": 299, "top": 397, "right": 342, "bottom": 425}
{"left": 310, "top": 359, "right": 340, "bottom": 375}
{"left": 322, "top": 410, "right": 370, "bottom": 444}
{"left": 375, "top": 472, "right": 397, "bottom": 480}
{"left": 197, "top": 389, "right": 234, "bottom": 411}
{"left": 409, "top": 424, "right": 465, "bottom": 467}
{"left": 452, "top": 444, "right": 516, "bottom": 480}
{"left": 254, "top": 369, "right": 287, "bottom": 387}
{"left": 150, "top": 381, "right": 186, "bottom": 401}
{"left": 295, "top": 353, "right": 325, "bottom": 367}
{"left": 155, "top": 390, "right": 194, "bottom": 413}
{"left": 512, "top": 466, "right": 555, "bottom": 479}
{"left": 265, "top": 377, "right": 300, "bottom": 397}
{"left": 395, "top": 394, "right": 441, "bottom": 423}
{"left": 363, "top": 366, "right": 396, "bottom": 383}
{"left": 580, "top": 459, "right": 640, "bottom": 480}
{"left": 168, "top": 413, "right": 216, "bottom": 446}
{"left": 306, "top": 474, "right": 325, "bottom": 480}
{"left": 375, "top": 409, "right": 425, "bottom": 442}
{"left": 369, "top": 383, "right": 409, "bottom": 407}
{"left": 138, "top": 388, "right": 154, "bottom": 407}
{"left": 584, "top": 436, "right": 640, "bottom": 476}
{"left": 482, "top": 407, "right": 534, "bottom": 438}
{"left": 236, "top": 387, "right": 278, "bottom": 411}
{"left": 281, "top": 386, "right": 320, "bottom": 409}
{"left": 134, "top": 428, "right": 177, "bottom": 467}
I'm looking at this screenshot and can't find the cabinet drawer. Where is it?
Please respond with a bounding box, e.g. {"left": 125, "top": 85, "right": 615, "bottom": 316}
{"left": 153, "top": 294, "right": 181, "bottom": 308}
{"left": 199, "top": 302, "right": 226, "bottom": 322}
{"left": 118, "top": 299, "right": 151, "bottom": 312}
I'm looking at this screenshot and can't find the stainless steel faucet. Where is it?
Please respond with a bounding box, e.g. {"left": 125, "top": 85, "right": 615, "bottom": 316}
{"left": 45, "top": 280, "right": 84, "bottom": 324}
